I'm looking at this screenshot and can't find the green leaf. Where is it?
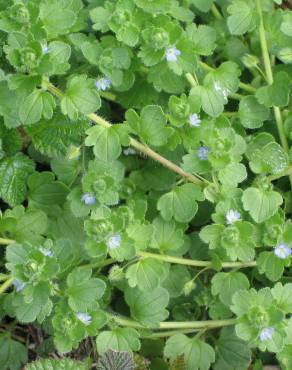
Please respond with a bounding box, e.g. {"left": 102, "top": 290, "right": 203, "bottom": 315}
{"left": 39, "top": 41, "right": 71, "bottom": 76}
{"left": 248, "top": 142, "right": 289, "bottom": 175}
{"left": 0, "top": 335, "right": 27, "bottom": 370}
{"left": 211, "top": 272, "right": 250, "bottom": 306}
{"left": 164, "top": 334, "right": 215, "bottom": 370}
{"left": 39, "top": 1, "right": 77, "bottom": 38}
{"left": 239, "top": 96, "right": 270, "bottom": 129}
{"left": 134, "top": 0, "right": 172, "bottom": 13}
{"left": 151, "top": 217, "right": 184, "bottom": 252}
{"left": 190, "top": 85, "right": 224, "bottom": 118}
{"left": 126, "top": 105, "right": 172, "bottom": 147}
{"left": 281, "top": 13, "right": 292, "bottom": 36}
{"left": 25, "top": 358, "right": 89, "bottom": 370}
{"left": 14, "top": 282, "right": 51, "bottom": 323}
{"left": 218, "top": 163, "right": 247, "bottom": 188}
{"left": 85, "top": 126, "right": 121, "bottom": 161}
{"left": 0, "top": 206, "right": 47, "bottom": 244}
{"left": 96, "top": 328, "right": 140, "bottom": 354}
{"left": 162, "top": 265, "right": 191, "bottom": 298}
{"left": 0, "top": 153, "right": 35, "bottom": 206}
{"left": 19, "top": 90, "right": 55, "bottom": 126}
{"left": 26, "top": 115, "right": 87, "bottom": 157}
{"left": 125, "top": 287, "right": 169, "bottom": 327}
{"left": 214, "top": 327, "right": 251, "bottom": 370}
{"left": 227, "top": 0, "right": 257, "bottom": 35}
{"left": 66, "top": 267, "right": 106, "bottom": 311}
{"left": 271, "top": 283, "right": 292, "bottom": 313}
{"left": 28, "top": 172, "right": 69, "bottom": 208}
{"left": 190, "top": 0, "right": 214, "bottom": 12}
{"left": 61, "top": 75, "right": 101, "bottom": 120}
{"left": 186, "top": 25, "right": 216, "bottom": 56}
{"left": 125, "top": 258, "right": 167, "bottom": 291}
{"left": 157, "top": 183, "right": 204, "bottom": 223}
{"left": 256, "top": 72, "right": 291, "bottom": 108}
{"left": 257, "top": 251, "right": 288, "bottom": 281}
{"left": 90, "top": 7, "right": 111, "bottom": 33}
{"left": 242, "top": 187, "right": 283, "bottom": 223}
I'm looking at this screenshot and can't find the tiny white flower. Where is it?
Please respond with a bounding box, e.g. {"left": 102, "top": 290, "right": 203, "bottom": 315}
{"left": 107, "top": 234, "right": 121, "bottom": 250}
{"left": 165, "top": 46, "right": 181, "bottom": 62}
{"left": 95, "top": 77, "right": 111, "bottom": 91}
{"left": 226, "top": 209, "right": 241, "bottom": 224}
{"left": 39, "top": 247, "right": 53, "bottom": 258}
{"left": 274, "top": 243, "right": 292, "bottom": 259}
{"left": 76, "top": 312, "right": 92, "bottom": 326}
{"left": 198, "top": 146, "right": 209, "bottom": 160}
{"left": 123, "top": 147, "right": 136, "bottom": 156}
{"left": 13, "top": 279, "right": 26, "bottom": 292}
{"left": 259, "top": 327, "right": 274, "bottom": 342}
{"left": 81, "top": 193, "right": 96, "bottom": 205}
{"left": 189, "top": 113, "right": 201, "bottom": 127}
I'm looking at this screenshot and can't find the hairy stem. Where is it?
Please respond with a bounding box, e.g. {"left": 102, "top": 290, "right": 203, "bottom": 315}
{"left": 0, "top": 278, "right": 13, "bottom": 294}
{"left": 0, "top": 238, "right": 15, "bottom": 245}
{"left": 107, "top": 312, "right": 237, "bottom": 330}
{"left": 211, "top": 4, "right": 223, "bottom": 20}
{"left": 46, "top": 83, "right": 207, "bottom": 187}
{"left": 137, "top": 251, "right": 257, "bottom": 268}
{"left": 256, "top": 0, "right": 292, "bottom": 187}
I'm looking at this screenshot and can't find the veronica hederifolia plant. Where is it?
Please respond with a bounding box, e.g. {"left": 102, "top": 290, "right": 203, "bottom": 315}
{"left": 0, "top": 0, "right": 292, "bottom": 368}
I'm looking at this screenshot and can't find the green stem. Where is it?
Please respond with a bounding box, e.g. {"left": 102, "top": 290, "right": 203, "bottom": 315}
{"left": 185, "top": 73, "right": 198, "bottom": 87}
{"left": 198, "top": 61, "right": 256, "bottom": 94}
{"left": 100, "top": 91, "right": 116, "bottom": 102}
{"left": 137, "top": 251, "right": 257, "bottom": 269}
{"left": 256, "top": 0, "right": 292, "bottom": 188}
{"left": 0, "top": 238, "right": 15, "bottom": 245}
{"left": 211, "top": 4, "right": 223, "bottom": 20}
{"left": 46, "top": 83, "right": 207, "bottom": 188}
{"left": 0, "top": 274, "right": 12, "bottom": 282}
{"left": 0, "top": 278, "right": 13, "bottom": 294}
{"left": 145, "top": 329, "right": 199, "bottom": 338}
{"left": 107, "top": 312, "right": 237, "bottom": 330}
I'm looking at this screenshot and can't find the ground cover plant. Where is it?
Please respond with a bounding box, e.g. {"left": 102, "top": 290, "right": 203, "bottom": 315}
{"left": 1, "top": 0, "right": 292, "bottom": 368}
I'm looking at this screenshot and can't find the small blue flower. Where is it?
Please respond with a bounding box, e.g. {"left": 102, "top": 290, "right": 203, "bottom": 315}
{"left": 198, "top": 146, "right": 209, "bottom": 160}
{"left": 81, "top": 193, "right": 96, "bottom": 205}
{"left": 274, "top": 243, "right": 292, "bottom": 259}
{"left": 76, "top": 312, "right": 92, "bottom": 326}
{"left": 95, "top": 77, "right": 111, "bottom": 91}
{"left": 189, "top": 113, "right": 201, "bottom": 127}
{"left": 39, "top": 247, "right": 53, "bottom": 258}
{"left": 259, "top": 327, "right": 274, "bottom": 342}
{"left": 226, "top": 209, "right": 241, "bottom": 224}
{"left": 165, "top": 46, "right": 181, "bottom": 62}
{"left": 42, "top": 44, "right": 49, "bottom": 54}
{"left": 107, "top": 234, "right": 121, "bottom": 250}
{"left": 13, "top": 279, "right": 26, "bottom": 292}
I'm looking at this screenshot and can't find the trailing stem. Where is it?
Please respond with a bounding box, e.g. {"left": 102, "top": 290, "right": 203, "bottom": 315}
{"left": 0, "top": 238, "right": 15, "bottom": 245}
{"left": 137, "top": 251, "right": 257, "bottom": 269}
{"left": 256, "top": 0, "right": 292, "bottom": 188}
{"left": 46, "top": 83, "right": 208, "bottom": 187}
{"left": 0, "top": 278, "right": 13, "bottom": 294}
{"left": 107, "top": 312, "right": 237, "bottom": 330}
